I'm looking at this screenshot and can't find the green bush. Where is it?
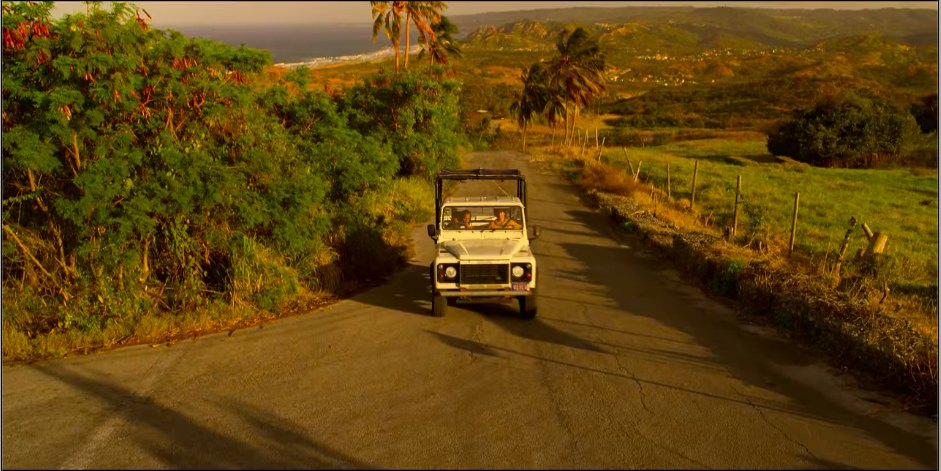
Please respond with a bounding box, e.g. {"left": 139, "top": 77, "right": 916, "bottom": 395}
{"left": 766, "top": 90, "right": 921, "bottom": 168}
{"left": 1, "top": 3, "right": 465, "bottom": 354}
{"left": 340, "top": 68, "right": 464, "bottom": 180}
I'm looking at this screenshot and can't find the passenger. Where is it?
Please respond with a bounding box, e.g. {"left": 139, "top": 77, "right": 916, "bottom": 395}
{"left": 448, "top": 209, "right": 473, "bottom": 229}
{"left": 489, "top": 208, "right": 521, "bottom": 230}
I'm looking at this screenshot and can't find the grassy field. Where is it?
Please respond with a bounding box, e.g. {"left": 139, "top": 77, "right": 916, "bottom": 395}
{"left": 595, "top": 136, "right": 938, "bottom": 292}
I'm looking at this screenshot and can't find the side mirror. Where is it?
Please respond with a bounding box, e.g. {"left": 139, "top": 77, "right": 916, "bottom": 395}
{"left": 427, "top": 224, "right": 436, "bottom": 238}
{"left": 530, "top": 225, "right": 541, "bottom": 240}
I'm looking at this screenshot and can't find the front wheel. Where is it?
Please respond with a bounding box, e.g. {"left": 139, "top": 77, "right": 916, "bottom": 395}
{"left": 432, "top": 292, "right": 447, "bottom": 317}
{"left": 518, "top": 287, "right": 537, "bottom": 319}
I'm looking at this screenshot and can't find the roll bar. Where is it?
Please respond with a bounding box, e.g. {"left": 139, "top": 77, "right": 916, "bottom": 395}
{"left": 434, "top": 168, "right": 527, "bottom": 228}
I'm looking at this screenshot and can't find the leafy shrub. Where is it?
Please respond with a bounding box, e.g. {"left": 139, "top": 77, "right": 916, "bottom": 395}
{"left": 766, "top": 90, "right": 921, "bottom": 168}
{"left": 340, "top": 68, "right": 464, "bottom": 180}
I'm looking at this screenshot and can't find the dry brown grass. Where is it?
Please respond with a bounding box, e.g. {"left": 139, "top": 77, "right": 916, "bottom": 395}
{"left": 577, "top": 160, "right": 640, "bottom": 196}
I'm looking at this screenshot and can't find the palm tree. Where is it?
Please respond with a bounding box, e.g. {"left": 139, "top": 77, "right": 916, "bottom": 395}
{"left": 546, "top": 27, "right": 606, "bottom": 145}
{"left": 544, "top": 91, "right": 566, "bottom": 149}
{"left": 371, "top": 1, "right": 406, "bottom": 72}
{"left": 402, "top": 1, "right": 446, "bottom": 70}
{"left": 512, "top": 62, "right": 550, "bottom": 151}
{"left": 418, "top": 14, "right": 462, "bottom": 68}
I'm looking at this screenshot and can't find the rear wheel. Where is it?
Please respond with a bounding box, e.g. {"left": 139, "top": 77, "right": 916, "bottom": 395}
{"left": 432, "top": 292, "right": 447, "bottom": 317}
{"left": 518, "top": 287, "right": 537, "bottom": 319}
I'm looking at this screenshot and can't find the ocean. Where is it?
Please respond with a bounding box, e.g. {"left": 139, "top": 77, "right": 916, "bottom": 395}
{"left": 169, "top": 23, "right": 423, "bottom": 67}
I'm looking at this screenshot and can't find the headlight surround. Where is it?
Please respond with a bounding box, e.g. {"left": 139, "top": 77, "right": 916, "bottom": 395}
{"left": 511, "top": 263, "right": 532, "bottom": 281}
{"left": 437, "top": 263, "right": 459, "bottom": 281}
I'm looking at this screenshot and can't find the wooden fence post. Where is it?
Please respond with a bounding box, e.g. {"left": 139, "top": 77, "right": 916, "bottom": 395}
{"left": 633, "top": 161, "right": 642, "bottom": 183}
{"left": 832, "top": 217, "right": 858, "bottom": 287}
{"left": 597, "top": 137, "right": 606, "bottom": 161}
{"left": 690, "top": 160, "right": 699, "bottom": 210}
{"left": 732, "top": 174, "right": 741, "bottom": 237}
{"left": 789, "top": 191, "right": 800, "bottom": 256}
{"left": 666, "top": 163, "right": 671, "bottom": 199}
{"left": 861, "top": 223, "right": 889, "bottom": 257}
{"left": 581, "top": 130, "right": 589, "bottom": 157}
{"left": 623, "top": 148, "right": 636, "bottom": 175}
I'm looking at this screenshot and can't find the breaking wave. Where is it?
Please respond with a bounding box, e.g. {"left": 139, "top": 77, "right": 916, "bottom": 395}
{"left": 276, "top": 44, "right": 423, "bottom": 69}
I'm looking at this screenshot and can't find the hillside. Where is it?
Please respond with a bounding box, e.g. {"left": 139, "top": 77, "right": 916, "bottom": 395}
{"left": 451, "top": 8, "right": 937, "bottom": 129}
{"left": 451, "top": 6, "right": 938, "bottom": 49}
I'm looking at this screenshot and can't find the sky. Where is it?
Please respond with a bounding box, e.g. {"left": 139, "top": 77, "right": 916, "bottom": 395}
{"left": 51, "top": 1, "right": 939, "bottom": 27}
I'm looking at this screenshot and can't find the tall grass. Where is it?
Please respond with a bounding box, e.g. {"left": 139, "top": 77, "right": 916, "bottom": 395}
{"left": 600, "top": 137, "right": 938, "bottom": 289}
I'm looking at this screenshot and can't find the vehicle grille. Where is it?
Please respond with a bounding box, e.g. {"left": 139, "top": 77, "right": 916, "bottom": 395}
{"left": 460, "top": 264, "right": 509, "bottom": 285}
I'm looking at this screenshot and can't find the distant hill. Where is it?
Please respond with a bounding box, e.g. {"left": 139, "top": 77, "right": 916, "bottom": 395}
{"left": 448, "top": 5, "right": 936, "bottom": 130}
{"left": 451, "top": 6, "right": 938, "bottom": 51}
{"left": 464, "top": 19, "right": 554, "bottom": 51}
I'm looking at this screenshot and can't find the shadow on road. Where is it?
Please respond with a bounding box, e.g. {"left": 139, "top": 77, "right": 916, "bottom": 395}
{"left": 33, "top": 364, "right": 376, "bottom": 469}
{"left": 351, "top": 257, "right": 608, "bottom": 354}
{"left": 460, "top": 302, "right": 607, "bottom": 353}
{"left": 350, "top": 262, "right": 432, "bottom": 317}
{"left": 426, "top": 329, "right": 821, "bottom": 420}
{"left": 553, "top": 207, "right": 937, "bottom": 468}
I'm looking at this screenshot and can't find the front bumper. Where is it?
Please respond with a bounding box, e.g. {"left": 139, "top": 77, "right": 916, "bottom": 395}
{"left": 436, "top": 288, "right": 533, "bottom": 297}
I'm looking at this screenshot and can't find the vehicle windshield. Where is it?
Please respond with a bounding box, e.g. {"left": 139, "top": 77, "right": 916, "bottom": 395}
{"left": 442, "top": 205, "right": 524, "bottom": 230}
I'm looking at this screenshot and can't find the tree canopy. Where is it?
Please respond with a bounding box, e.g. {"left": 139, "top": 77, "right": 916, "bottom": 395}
{"left": 766, "top": 90, "right": 921, "bottom": 168}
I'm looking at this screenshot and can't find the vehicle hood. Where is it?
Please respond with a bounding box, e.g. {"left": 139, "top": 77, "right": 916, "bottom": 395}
{"left": 441, "top": 238, "right": 526, "bottom": 260}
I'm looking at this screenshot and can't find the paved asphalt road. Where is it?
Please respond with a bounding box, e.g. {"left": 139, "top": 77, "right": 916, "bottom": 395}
{"left": 2, "top": 151, "right": 937, "bottom": 469}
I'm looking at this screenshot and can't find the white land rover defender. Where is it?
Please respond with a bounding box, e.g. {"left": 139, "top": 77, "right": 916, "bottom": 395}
{"left": 426, "top": 169, "right": 541, "bottom": 318}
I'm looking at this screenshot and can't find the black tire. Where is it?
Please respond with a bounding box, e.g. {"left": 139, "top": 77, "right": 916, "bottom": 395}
{"left": 518, "top": 286, "right": 537, "bottom": 319}
{"left": 432, "top": 292, "right": 447, "bottom": 317}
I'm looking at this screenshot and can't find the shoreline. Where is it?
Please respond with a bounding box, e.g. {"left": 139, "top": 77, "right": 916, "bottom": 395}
{"left": 274, "top": 44, "right": 423, "bottom": 69}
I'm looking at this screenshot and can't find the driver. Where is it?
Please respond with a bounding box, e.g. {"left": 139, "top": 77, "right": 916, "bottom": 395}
{"left": 489, "top": 208, "right": 521, "bottom": 230}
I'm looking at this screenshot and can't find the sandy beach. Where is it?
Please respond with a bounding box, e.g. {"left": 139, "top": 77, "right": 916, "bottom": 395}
{"left": 275, "top": 44, "right": 423, "bottom": 69}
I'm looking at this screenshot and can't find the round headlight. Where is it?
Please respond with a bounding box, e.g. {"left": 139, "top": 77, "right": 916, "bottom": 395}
{"left": 445, "top": 266, "right": 457, "bottom": 278}
{"left": 512, "top": 266, "right": 525, "bottom": 278}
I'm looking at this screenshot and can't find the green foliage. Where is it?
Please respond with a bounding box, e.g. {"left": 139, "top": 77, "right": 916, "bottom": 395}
{"left": 227, "top": 233, "right": 299, "bottom": 311}
{"left": 340, "top": 68, "right": 464, "bottom": 179}
{"left": 911, "top": 94, "right": 938, "bottom": 134}
{"left": 279, "top": 87, "right": 397, "bottom": 203}
{"left": 709, "top": 258, "right": 746, "bottom": 297}
{"left": 549, "top": 26, "right": 607, "bottom": 109}
{"left": 460, "top": 76, "right": 516, "bottom": 119}
{"left": 512, "top": 62, "right": 550, "bottom": 133}
{"left": 509, "top": 26, "right": 606, "bottom": 142}
{"left": 1, "top": 1, "right": 466, "bottom": 356}
{"left": 417, "top": 14, "right": 463, "bottom": 68}
{"left": 767, "top": 90, "right": 922, "bottom": 168}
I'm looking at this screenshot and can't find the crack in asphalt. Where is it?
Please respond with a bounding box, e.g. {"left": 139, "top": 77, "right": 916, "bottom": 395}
{"left": 630, "top": 420, "right": 712, "bottom": 469}
{"left": 535, "top": 344, "right": 578, "bottom": 465}
{"left": 576, "top": 303, "right": 654, "bottom": 416}
{"left": 613, "top": 351, "right": 653, "bottom": 415}
{"left": 468, "top": 321, "right": 484, "bottom": 365}
{"left": 575, "top": 303, "right": 710, "bottom": 468}
{"left": 584, "top": 368, "right": 710, "bottom": 468}
{"left": 584, "top": 379, "right": 643, "bottom": 464}
{"left": 732, "top": 384, "right": 819, "bottom": 463}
